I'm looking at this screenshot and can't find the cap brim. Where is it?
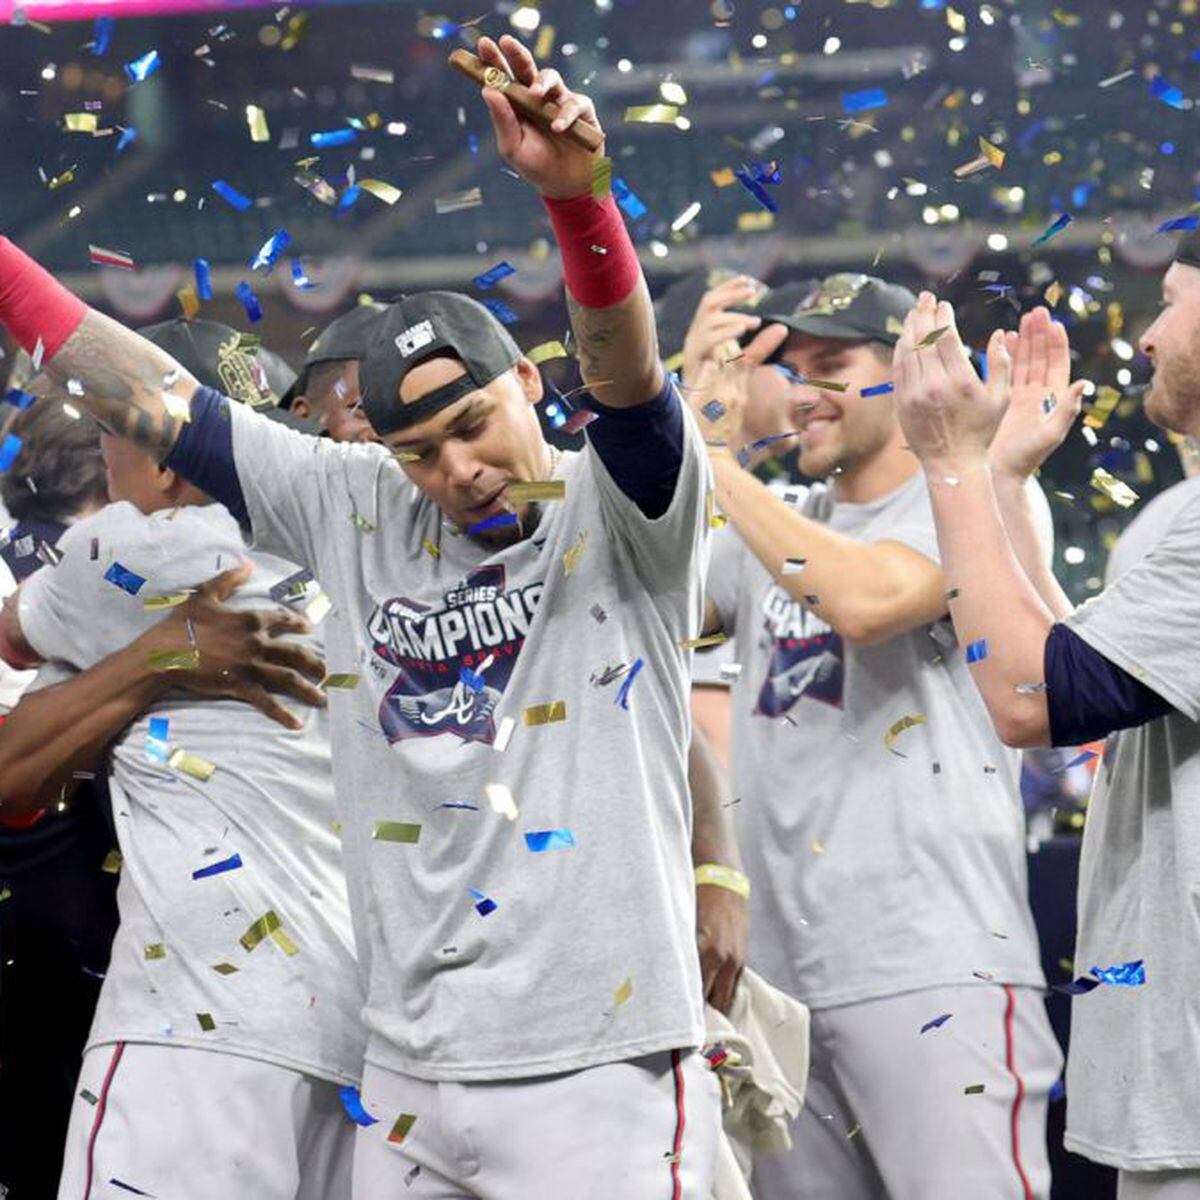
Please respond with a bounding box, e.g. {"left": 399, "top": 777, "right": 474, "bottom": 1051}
{"left": 763, "top": 311, "right": 886, "bottom": 343}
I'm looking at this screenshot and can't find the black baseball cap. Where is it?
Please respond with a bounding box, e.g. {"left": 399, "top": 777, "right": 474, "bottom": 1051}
{"left": 360, "top": 292, "right": 521, "bottom": 437}
{"left": 138, "top": 317, "right": 317, "bottom": 434}
{"left": 757, "top": 272, "right": 917, "bottom": 347}
{"left": 1174, "top": 228, "right": 1200, "bottom": 270}
{"left": 282, "top": 303, "right": 387, "bottom": 407}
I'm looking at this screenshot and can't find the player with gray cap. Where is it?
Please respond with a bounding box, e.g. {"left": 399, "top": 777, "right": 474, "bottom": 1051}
{"left": 684, "top": 270, "right": 1063, "bottom": 1198}
{"left": 0, "top": 33, "right": 722, "bottom": 1198}
{"left": 893, "top": 224, "right": 1200, "bottom": 1200}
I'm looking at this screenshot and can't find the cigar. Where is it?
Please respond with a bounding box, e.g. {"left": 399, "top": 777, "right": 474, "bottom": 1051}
{"left": 449, "top": 48, "right": 605, "bottom": 154}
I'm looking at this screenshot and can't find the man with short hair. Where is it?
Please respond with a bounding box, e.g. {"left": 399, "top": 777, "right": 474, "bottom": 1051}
{"left": 685, "top": 272, "right": 1062, "bottom": 1199}
{"left": 892, "top": 232, "right": 1200, "bottom": 1198}
{"left": 0, "top": 35, "right": 720, "bottom": 1198}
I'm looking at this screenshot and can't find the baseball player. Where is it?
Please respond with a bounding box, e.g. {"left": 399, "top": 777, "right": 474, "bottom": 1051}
{"left": 891, "top": 229, "right": 1200, "bottom": 1198}
{"left": 685, "top": 272, "right": 1063, "bottom": 1199}
{"left": 0, "top": 322, "right": 364, "bottom": 1199}
{"left": 0, "top": 34, "right": 720, "bottom": 1199}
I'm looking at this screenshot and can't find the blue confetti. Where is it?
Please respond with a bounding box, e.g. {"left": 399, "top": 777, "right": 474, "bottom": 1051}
{"left": 459, "top": 665, "right": 485, "bottom": 693}
{"left": 0, "top": 434, "right": 21, "bottom": 473}
{"left": 734, "top": 168, "right": 778, "bottom": 213}
{"left": 291, "top": 258, "right": 316, "bottom": 290}
{"left": 91, "top": 17, "right": 114, "bottom": 55}
{"left": 965, "top": 639, "right": 989, "bottom": 664}
{"left": 920, "top": 1013, "right": 953, "bottom": 1034}
{"left": 212, "top": 180, "right": 252, "bottom": 211}
{"left": 4, "top": 388, "right": 35, "bottom": 410}
{"left": 1049, "top": 1078, "right": 1066, "bottom": 1104}
{"left": 124, "top": 49, "right": 161, "bottom": 83}
{"left": 1158, "top": 215, "right": 1200, "bottom": 233}
{"left": 748, "top": 160, "right": 782, "bottom": 185}
{"left": 481, "top": 298, "right": 519, "bottom": 326}
{"left": 748, "top": 432, "right": 800, "bottom": 455}
{"left": 146, "top": 716, "right": 170, "bottom": 764}
{"left": 700, "top": 400, "right": 727, "bottom": 423}
{"left": 337, "top": 184, "right": 361, "bottom": 211}
{"left": 116, "top": 127, "right": 138, "bottom": 154}
{"left": 524, "top": 829, "right": 578, "bottom": 853}
{"left": 193, "top": 258, "right": 213, "bottom": 300}
{"left": 612, "top": 177, "right": 648, "bottom": 219}
{"left": 468, "top": 511, "right": 518, "bottom": 535}
{"left": 860, "top": 382, "right": 895, "bottom": 397}
{"left": 1151, "top": 76, "right": 1187, "bottom": 110}
{"left": 109, "top": 1181, "right": 153, "bottom": 1197}
{"left": 469, "top": 888, "right": 497, "bottom": 916}
{"left": 250, "top": 229, "right": 292, "bottom": 273}
{"left": 468, "top": 132, "right": 479, "bottom": 158}
{"left": 192, "top": 853, "right": 244, "bottom": 880}
{"left": 311, "top": 128, "right": 358, "bottom": 148}
{"left": 473, "top": 261, "right": 517, "bottom": 290}
{"left": 1032, "top": 212, "right": 1072, "bottom": 246}
{"left": 236, "top": 281, "right": 264, "bottom": 323}
{"left": 1091, "top": 959, "right": 1145, "bottom": 987}
{"left": 438, "top": 801, "right": 479, "bottom": 810}
{"left": 841, "top": 87, "right": 889, "bottom": 114}
{"left": 431, "top": 18, "right": 461, "bottom": 38}
{"left": 1058, "top": 749, "right": 1097, "bottom": 772}
{"left": 104, "top": 562, "right": 147, "bottom": 596}
{"left": 615, "top": 656, "right": 644, "bottom": 710}
{"left": 338, "top": 1085, "right": 378, "bottom": 1127}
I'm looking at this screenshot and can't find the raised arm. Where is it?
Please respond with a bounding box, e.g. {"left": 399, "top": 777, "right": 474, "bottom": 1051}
{"left": 0, "top": 564, "right": 326, "bottom": 816}
{"left": 475, "top": 35, "right": 661, "bottom": 408}
{"left": 0, "top": 238, "right": 197, "bottom": 460}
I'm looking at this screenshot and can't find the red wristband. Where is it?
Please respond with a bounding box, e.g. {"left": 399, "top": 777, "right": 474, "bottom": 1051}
{"left": 0, "top": 237, "right": 88, "bottom": 362}
{"left": 542, "top": 193, "right": 641, "bottom": 308}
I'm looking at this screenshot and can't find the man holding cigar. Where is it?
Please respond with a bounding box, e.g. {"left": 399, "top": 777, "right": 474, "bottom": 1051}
{"left": 0, "top": 33, "right": 719, "bottom": 1200}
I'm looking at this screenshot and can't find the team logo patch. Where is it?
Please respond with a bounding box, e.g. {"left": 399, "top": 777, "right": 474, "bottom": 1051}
{"left": 755, "top": 585, "right": 844, "bottom": 716}
{"left": 366, "top": 564, "right": 543, "bottom": 744}
{"left": 395, "top": 319, "right": 436, "bottom": 360}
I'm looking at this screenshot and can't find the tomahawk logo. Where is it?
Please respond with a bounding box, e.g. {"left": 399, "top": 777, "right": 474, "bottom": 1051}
{"left": 755, "top": 585, "right": 844, "bottom": 716}
{"left": 366, "top": 564, "right": 544, "bottom": 744}
{"left": 395, "top": 320, "right": 436, "bottom": 358}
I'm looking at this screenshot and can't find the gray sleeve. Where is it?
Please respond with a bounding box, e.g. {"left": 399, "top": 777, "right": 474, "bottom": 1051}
{"left": 583, "top": 398, "right": 713, "bottom": 594}
{"left": 704, "top": 525, "right": 745, "bottom": 634}
{"left": 1065, "top": 492, "right": 1200, "bottom": 721}
{"left": 869, "top": 472, "right": 941, "bottom": 565}
{"left": 226, "top": 400, "right": 394, "bottom": 574}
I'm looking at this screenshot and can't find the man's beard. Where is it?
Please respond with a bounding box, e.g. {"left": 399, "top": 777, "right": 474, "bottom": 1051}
{"left": 1145, "top": 353, "right": 1200, "bottom": 435}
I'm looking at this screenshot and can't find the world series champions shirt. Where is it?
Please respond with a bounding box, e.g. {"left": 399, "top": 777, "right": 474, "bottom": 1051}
{"left": 707, "top": 471, "right": 1046, "bottom": 1010}
{"left": 17, "top": 502, "right": 364, "bottom": 1084}
{"left": 218, "top": 385, "right": 711, "bottom": 1081}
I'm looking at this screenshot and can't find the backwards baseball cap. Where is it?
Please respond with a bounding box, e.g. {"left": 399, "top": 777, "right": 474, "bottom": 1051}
{"left": 757, "top": 272, "right": 917, "bottom": 347}
{"left": 1174, "top": 228, "right": 1200, "bottom": 270}
{"left": 282, "top": 302, "right": 386, "bottom": 407}
{"left": 360, "top": 292, "right": 521, "bottom": 437}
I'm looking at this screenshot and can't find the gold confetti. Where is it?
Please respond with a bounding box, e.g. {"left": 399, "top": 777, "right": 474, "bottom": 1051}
{"left": 321, "top": 672, "right": 360, "bottom": 690}
{"left": 212, "top": 962, "right": 239, "bottom": 975}
{"left": 351, "top": 513, "right": 376, "bottom": 532}
{"left": 1090, "top": 467, "right": 1138, "bottom": 509}
{"left": 169, "top": 749, "right": 216, "bottom": 781}
{"left": 101, "top": 849, "right": 123, "bottom": 874}
{"left": 946, "top": 5, "right": 967, "bottom": 32}
{"left": 246, "top": 104, "right": 270, "bottom": 143}
{"left": 64, "top": 113, "right": 98, "bottom": 133}
{"left": 917, "top": 326, "right": 951, "bottom": 348}
{"left": 527, "top": 340, "right": 569, "bottom": 366}
{"left": 710, "top": 167, "right": 736, "bottom": 187}
{"left": 435, "top": 187, "right": 483, "bottom": 214}
{"left": 393, "top": 450, "right": 422, "bottom": 463}
{"left": 148, "top": 648, "right": 200, "bottom": 672}
{"left": 144, "top": 943, "right": 166, "bottom": 960}
{"left": 372, "top": 821, "right": 422, "bottom": 844}
{"left": 142, "top": 592, "right": 192, "bottom": 611}
{"left": 240, "top": 910, "right": 282, "bottom": 952}
{"left": 388, "top": 1113, "right": 418, "bottom": 1144}
{"left": 177, "top": 284, "right": 200, "bottom": 320}
{"left": 271, "top": 927, "right": 299, "bottom": 956}
{"left": 964, "top": 1083, "right": 986, "bottom": 1095}
{"left": 663, "top": 350, "right": 684, "bottom": 374}
{"left": 197, "top": 1012, "right": 216, "bottom": 1032}
{"left": 47, "top": 169, "right": 74, "bottom": 190}
{"left": 1044, "top": 280, "right": 1064, "bottom": 307}
{"left": 624, "top": 103, "right": 680, "bottom": 124}
{"left": 811, "top": 838, "right": 826, "bottom": 855}
{"left": 562, "top": 531, "right": 588, "bottom": 575}
{"left": 523, "top": 701, "right": 567, "bottom": 727}
{"left": 979, "top": 137, "right": 1005, "bottom": 169}
{"left": 506, "top": 480, "right": 566, "bottom": 504}
{"left": 885, "top": 713, "right": 926, "bottom": 757}
{"left": 533, "top": 22, "right": 555, "bottom": 59}
{"left": 803, "top": 378, "right": 851, "bottom": 393}
{"left": 706, "top": 490, "right": 727, "bottom": 529}
{"left": 678, "top": 633, "right": 728, "bottom": 650}
{"left": 737, "top": 211, "right": 775, "bottom": 232}
{"left": 1084, "top": 385, "right": 1121, "bottom": 429}
{"left": 613, "top": 977, "right": 634, "bottom": 1007}
{"left": 359, "top": 179, "right": 403, "bottom": 205}
{"left": 591, "top": 156, "right": 613, "bottom": 200}
{"left": 79, "top": 1088, "right": 99, "bottom": 1105}
{"left": 421, "top": 539, "right": 440, "bottom": 560}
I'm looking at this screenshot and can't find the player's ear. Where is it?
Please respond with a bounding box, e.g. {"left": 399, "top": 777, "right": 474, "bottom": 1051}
{"left": 514, "top": 357, "right": 544, "bottom": 406}
{"left": 291, "top": 396, "right": 312, "bottom": 419}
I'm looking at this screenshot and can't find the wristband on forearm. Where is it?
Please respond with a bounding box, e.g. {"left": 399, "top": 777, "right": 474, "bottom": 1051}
{"left": 695, "top": 862, "right": 751, "bottom": 899}
{"left": 542, "top": 193, "right": 641, "bottom": 308}
{"left": 0, "top": 237, "right": 88, "bottom": 360}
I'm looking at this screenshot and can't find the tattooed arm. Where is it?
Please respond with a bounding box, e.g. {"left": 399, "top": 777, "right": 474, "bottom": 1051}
{"left": 565, "top": 284, "right": 664, "bottom": 411}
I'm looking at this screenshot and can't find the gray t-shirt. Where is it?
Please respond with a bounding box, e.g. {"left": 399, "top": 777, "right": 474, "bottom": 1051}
{"left": 1064, "top": 476, "right": 1200, "bottom": 1170}
{"left": 18, "top": 502, "right": 364, "bottom": 1084}
{"left": 707, "top": 471, "right": 1045, "bottom": 1009}
{"left": 224, "top": 391, "right": 711, "bottom": 1081}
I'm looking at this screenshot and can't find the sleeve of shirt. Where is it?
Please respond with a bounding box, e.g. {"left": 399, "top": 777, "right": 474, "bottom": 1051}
{"left": 16, "top": 520, "right": 100, "bottom": 667}
{"left": 583, "top": 375, "right": 712, "bottom": 595}
{"left": 1062, "top": 490, "right": 1200, "bottom": 722}
{"left": 1044, "top": 623, "right": 1174, "bottom": 745}
{"left": 870, "top": 472, "right": 941, "bottom": 565}
{"left": 704, "top": 524, "right": 745, "bottom": 635}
